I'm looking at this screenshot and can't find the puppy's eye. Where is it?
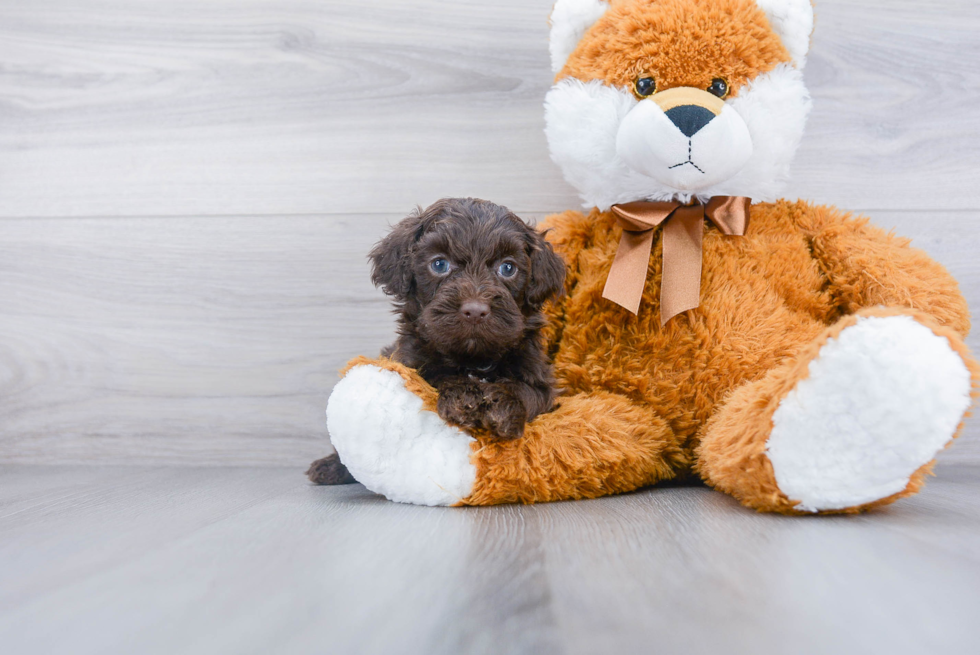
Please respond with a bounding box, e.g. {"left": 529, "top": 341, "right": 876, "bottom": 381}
{"left": 633, "top": 76, "right": 656, "bottom": 98}
{"left": 430, "top": 258, "right": 451, "bottom": 275}
{"left": 497, "top": 261, "right": 517, "bottom": 278}
{"left": 707, "top": 78, "right": 729, "bottom": 99}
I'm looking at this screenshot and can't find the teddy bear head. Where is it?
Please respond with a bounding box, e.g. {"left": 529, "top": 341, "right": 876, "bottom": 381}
{"left": 545, "top": 0, "right": 814, "bottom": 210}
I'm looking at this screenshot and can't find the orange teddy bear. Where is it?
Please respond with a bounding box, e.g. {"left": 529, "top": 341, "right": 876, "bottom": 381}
{"left": 324, "top": 0, "right": 978, "bottom": 514}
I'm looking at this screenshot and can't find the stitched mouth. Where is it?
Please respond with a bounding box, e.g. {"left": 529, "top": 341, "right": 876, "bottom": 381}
{"left": 668, "top": 139, "right": 705, "bottom": 174}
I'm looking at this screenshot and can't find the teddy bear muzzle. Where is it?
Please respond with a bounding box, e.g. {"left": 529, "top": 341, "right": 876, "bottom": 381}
{"left": 616, "top": 86, "right": 754, "bottom": 192}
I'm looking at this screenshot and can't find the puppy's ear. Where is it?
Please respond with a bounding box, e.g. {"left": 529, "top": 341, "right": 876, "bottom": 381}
{"left": 525, "top": 228, "right": 567, "bottom": 310}
{"left": 369, "top": 208, "right": 427, "bottom": 299}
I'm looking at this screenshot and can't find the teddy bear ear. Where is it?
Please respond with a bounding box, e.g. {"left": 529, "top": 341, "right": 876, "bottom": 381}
{"left": 754, "top": 0, "right": 815, "bottom": 67}
{"left": 549, "top": 0, "right": 611, "bottom": 74}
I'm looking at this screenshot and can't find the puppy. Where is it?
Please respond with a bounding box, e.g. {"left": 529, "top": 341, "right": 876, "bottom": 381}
{"left": 307, "top": 197, "right": 566, "bottom": 486}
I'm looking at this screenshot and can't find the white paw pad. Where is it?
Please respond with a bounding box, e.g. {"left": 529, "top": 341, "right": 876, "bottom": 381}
{"left": 326, "top": 365, "right": 477, "bottom": 506}
{"left": 767, "top": 316, "right": 972, "bottom": 512}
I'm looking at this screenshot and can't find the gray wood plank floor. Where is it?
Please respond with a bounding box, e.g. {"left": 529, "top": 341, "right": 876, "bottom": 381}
{"left": 2, "top": 465, "right": 980, "bottom": 655}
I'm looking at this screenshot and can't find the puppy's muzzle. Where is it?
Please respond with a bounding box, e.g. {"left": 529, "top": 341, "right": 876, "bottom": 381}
{"left": 460, "top": 299, "right": 491, "bottom": 324}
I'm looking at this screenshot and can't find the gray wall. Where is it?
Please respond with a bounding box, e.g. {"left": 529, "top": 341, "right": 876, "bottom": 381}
{"left": 1, "top": 0, "right": 978, "bottom": 466}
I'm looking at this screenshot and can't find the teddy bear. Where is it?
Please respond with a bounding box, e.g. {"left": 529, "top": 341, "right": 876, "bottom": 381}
{"left": 323, "top": 0, "right": 978, "bottom": 514}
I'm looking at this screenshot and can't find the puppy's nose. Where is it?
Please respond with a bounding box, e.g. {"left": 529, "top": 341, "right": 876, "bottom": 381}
{"left": 460, "top": 300, "right": 491, "bottom": 324}
{"left": 665, "top": 104, "right": 716, "bottom": 138}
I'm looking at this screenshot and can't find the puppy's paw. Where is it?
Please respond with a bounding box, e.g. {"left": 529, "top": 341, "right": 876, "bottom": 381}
{"left": 437, "top": 379, "right": 487, "bottom": 430}
{"left": 484, "top": 385, "right": 528, "bottom": 440}
{"left": 307, "top": 452, "right": 358, "bottom": 485}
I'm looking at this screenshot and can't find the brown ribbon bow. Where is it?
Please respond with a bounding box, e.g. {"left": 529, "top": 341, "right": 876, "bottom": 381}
{"left": 601, "top": 196, "right": 751, "bottom": 325}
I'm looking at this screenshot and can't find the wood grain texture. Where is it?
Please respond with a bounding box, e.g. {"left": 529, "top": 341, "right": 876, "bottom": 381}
{"left": 2, "top": 465, "right": 980, "bottom": 655}
{"left": 0, "top": 214, "right": 396, "bottom": 465}
{"left": 1, "top": 210, "right": 978, "bottom": 465}
{"left": 0, "top": 0, "right": 978, "bottom": 217}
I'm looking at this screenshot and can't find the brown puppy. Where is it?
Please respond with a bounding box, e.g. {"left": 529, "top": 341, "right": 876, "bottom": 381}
{"left": 307, "top": 197, "right": 566, "bottom": 486}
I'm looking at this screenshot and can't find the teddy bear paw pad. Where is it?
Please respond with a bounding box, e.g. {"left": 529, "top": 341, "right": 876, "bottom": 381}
{"left": 326, "top": 365, "right": 477, "bottom": 506}
{"left": 766, "top": 315, "right": 972, "bottom": 512}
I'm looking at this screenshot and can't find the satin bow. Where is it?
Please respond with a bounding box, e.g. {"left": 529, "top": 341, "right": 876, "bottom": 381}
{"left": 601, "top": 197, "right": 751, "bottom": 325}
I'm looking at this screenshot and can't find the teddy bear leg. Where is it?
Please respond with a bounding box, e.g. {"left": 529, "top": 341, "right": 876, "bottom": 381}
{"left": 325, "top": 357, "right": 477, "bottom": 506}
{"left": 326, "top": 358, "right": 684, "bottom": 506}
{"left": 462, "top": 390, "right": 685, "bottom": 505}
{"left": 696, "top": 308, "right": 978, "bottom": 514}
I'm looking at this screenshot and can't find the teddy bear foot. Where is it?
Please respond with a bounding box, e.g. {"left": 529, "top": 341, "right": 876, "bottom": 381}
{"left": 766, "top": 314, "right": 973, "bottom": 512}
{"left": 326, "top": 364, "right": 477, "bottom": 506}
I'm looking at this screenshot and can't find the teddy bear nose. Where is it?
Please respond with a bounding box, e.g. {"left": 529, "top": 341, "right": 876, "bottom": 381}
{"left": 460, "top": 300, "right": 491, "bottom": 324}
{"left": 665, "top": 104, "right": 716, "bottom": 138}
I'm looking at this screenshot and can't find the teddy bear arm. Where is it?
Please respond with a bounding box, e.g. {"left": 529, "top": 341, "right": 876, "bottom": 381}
{"left": 806, "top": 213, "right": 970, "bottom": 336}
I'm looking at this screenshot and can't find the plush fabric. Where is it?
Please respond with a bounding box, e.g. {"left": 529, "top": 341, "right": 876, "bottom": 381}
{"left": 327, "top": 357, "right": 477, "bottom": 506}
{"left": 326, "top": 0, "right": 978, "bottom": 513}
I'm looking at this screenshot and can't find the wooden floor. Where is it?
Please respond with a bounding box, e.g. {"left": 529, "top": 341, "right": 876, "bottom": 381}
{"left": 1, "top": 465, "right": 979, "bottom": 655}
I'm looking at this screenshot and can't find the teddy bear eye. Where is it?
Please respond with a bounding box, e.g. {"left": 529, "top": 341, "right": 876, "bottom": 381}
{"left": 633, "top": 77, "right": 656, "bottom": 98}
{"left": 497, "top": 261, "right": 517, "bottom": 278}
{"left": 430, "top": 258, "right": 452, "bottom": 275}
{"left": 707, "top": 78, "right": 729, "bottom": 98}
